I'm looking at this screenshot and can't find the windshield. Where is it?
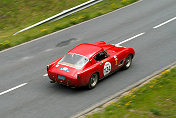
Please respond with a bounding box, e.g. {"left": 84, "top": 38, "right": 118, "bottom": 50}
{"left": 58, "top": 53, "right": 89, "bottom": 69}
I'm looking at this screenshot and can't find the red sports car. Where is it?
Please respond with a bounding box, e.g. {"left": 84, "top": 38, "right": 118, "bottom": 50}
{"left": 47, "top": 41, "right": 135, "bottom": 89}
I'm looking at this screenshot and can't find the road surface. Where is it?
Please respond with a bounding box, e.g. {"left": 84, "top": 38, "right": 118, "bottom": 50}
{"left": 0, "top": 0, "right": 176, "bottom": 117}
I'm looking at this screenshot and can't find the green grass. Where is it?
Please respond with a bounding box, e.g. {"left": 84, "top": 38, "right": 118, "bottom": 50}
{"left": 87, "top": 68, "right": 176, "bottom": 118}
{"left": 0, "top": 0, "right": 138, "bottom": 51}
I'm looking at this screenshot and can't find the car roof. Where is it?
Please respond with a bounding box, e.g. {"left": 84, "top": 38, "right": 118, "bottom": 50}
{"left": 68, "top": 43, "right": 103, "bottom": 58}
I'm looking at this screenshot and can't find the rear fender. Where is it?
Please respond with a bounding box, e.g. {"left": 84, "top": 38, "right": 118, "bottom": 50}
{"left": 80, "top": 65, "right": 100, "bottom": 86}
{"left": 47, "top": 56, "right": 63, "bottom": 70}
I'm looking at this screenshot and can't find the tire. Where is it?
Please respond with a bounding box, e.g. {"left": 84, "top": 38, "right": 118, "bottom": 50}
{"left": 122, "top": 54, "right": 132, "bottom": 70}
{"left": 88, "top": 73, "right": 98, "bottom": 89}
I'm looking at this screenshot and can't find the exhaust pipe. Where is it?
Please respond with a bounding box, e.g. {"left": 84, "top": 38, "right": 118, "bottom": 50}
{"left": 50, "top": 80, "right": 56, "bottom": 83}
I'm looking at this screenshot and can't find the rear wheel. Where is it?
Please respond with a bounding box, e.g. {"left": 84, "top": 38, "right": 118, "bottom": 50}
{"left": 88, "top": 73, "right": 98, "bottom": 89}
{"left": 122, "top": 54, "right": 132, "bottom": 70}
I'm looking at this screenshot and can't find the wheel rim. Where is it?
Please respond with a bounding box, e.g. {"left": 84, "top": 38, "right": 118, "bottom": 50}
{"left": 90, "top": 74, "right": 98, "bottom": 87}
{"left": 126, "top": 56, "right": 132, "bottom": 68}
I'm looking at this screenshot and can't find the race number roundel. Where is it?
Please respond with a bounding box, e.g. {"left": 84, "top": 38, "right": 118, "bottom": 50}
{"left": 104, "top": 62, "right": 111, "bottom": 76}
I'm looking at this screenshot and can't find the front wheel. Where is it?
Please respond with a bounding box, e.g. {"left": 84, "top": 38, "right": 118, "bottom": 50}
{"left": 122, "top": 54, "right": 132, "bottom": 70}
{"left": 88, "top": 73, "right": 98, "bottom": 89}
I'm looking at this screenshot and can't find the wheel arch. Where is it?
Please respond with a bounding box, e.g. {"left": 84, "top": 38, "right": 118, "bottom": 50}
{"left": 129, "top": 53, "right": 134, "bottom": 59}
{"left": 124, "top": 48, "right": 135, "bottom": 59}
{"left": 94, "top": 72, "right": 100, "bottom": 80}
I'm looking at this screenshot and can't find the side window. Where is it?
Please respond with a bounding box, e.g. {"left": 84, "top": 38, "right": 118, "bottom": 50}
{"left": 94, "top": 51, "right": 107, "bottom": 62}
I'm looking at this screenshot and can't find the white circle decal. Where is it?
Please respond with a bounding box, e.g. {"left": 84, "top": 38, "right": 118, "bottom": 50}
{"left": 104, "top": 62, "right": 111, "bottom": 76}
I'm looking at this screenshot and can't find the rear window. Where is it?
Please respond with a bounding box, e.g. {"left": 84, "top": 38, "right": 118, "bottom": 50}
{"left": 58, "top": 53, "right": 89, "bottom": 69}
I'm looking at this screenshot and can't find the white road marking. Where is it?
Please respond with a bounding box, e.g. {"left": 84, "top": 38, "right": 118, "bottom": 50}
{"left": 43, "top": 74, "right": 48, "bottom": 77}
{"left": 21, "top": 56, "right": 32, "bottom": 60}
{"left": 117, "top": 32, "right": 145, "bottom": 45}
{"left": 43, "top": 48, "right": 53, "bottom": 52}
{"left": 0, "top": 83, "right": 27, "bottom": 96}
{"left": 153, "top": 16, "right": 176, "bottom": 29}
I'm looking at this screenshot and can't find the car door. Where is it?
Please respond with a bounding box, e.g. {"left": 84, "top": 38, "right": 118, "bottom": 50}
{"left": 93, "top": 51, "right": 115, "bottom": 79}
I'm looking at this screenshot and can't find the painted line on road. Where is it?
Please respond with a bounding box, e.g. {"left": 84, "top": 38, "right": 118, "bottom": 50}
{"left": 0, "top": 83, "right": 27, "bottom": 96}
{"left": 21, "top": 56, "right": 33, "bottom": 61}
{"left": 153, "top": 16, "right": 176, "bottom": 29}
{"left": 43, "top": 48, "right": 54, "bottom": 52}
{"left": 0, "top": 0, "right": 143, "bottom": 54}
{"left": 117, "top": 32, "right": 145, "bottom": 45}
{"left": 43, "top": 74, "right": 48, "bottom": 77}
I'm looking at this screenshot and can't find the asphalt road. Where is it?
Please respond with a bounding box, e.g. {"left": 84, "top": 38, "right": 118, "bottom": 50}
{"left": 0, "top": 0, "right": 176, "bottom": 118}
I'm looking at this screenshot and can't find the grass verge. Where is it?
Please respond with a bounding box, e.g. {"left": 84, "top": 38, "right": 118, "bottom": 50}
{"left": 86, "top": 67, "right": 176, "bottom": 118}
{"left": 0, "top": 0, "right": 138, "bottom": 51}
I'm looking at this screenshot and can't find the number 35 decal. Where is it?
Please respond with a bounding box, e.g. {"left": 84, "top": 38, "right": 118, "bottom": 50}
{"left": 104, "top": 62, "right": 111, "bottom": 76}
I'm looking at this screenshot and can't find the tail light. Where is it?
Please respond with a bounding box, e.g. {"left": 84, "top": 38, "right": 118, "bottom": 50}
{"left": 47, "top": 65, "right": 49, "bottom": 71}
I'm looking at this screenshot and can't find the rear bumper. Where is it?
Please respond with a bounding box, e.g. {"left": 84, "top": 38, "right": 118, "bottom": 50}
{"left": 48, "top": 73, "right": 83, "bottom": 87}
